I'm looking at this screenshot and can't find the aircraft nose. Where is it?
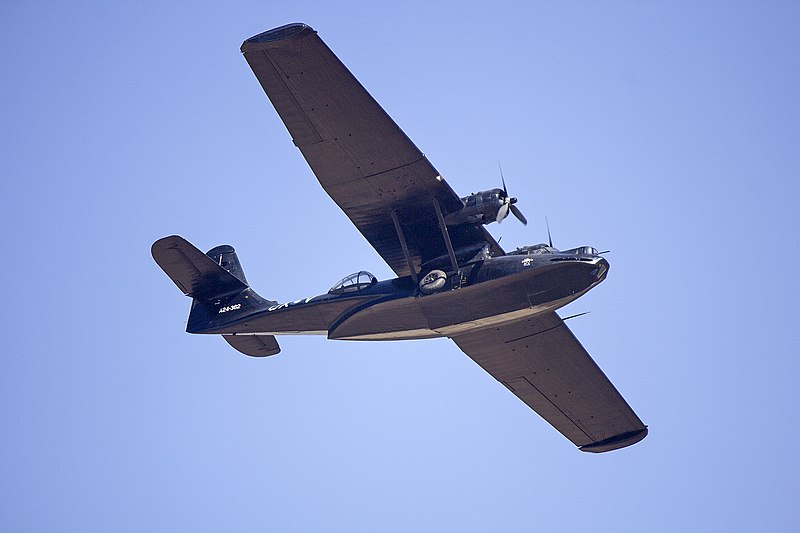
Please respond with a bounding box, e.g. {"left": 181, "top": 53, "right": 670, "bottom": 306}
{"left": 592, "top": 257, "right": 609, "bottom": 280}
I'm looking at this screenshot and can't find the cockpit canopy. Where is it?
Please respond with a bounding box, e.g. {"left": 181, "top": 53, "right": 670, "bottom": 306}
{"left": 511, "top": 243, "right": 558, "bottom": 255}
{"left": 562, "top": 246, "right": 600, "bottom": 256}
{"left": 328, "top": 271, "right": 377, "bottom": 294}
{"left": 511, "top": 244, "right": 600, "bottom": 256}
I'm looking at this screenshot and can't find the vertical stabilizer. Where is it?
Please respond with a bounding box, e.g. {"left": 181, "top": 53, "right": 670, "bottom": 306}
{"left": 206, "top": 245, "right": 249, "bottom": 286}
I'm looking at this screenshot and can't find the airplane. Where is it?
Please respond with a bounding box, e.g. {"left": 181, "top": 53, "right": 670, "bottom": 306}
{"left": 152, "top": 23, "right": 647, "bottom": 453}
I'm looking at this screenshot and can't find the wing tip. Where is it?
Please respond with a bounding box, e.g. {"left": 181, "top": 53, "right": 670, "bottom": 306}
{"left": 579, "top": 427, "right": 648, "bottom": 453}
{"left": 151, "top": 234, "right": 188, "bottom": 261}
{"left": 241, "top": 23, "right": 315, "bottom": 51}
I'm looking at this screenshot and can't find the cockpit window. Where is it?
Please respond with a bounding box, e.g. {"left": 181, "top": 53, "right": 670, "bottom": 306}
{"left": 509, "top": 244, "right": 557, "bottom": 255}
{"left": 328, "top": 271, "right": 377, "bottom": 294}
{"left": 564, "top": 246, "right": 599, "bottom": 256}
{"left": 526, "top": 244, "right": 557, "bottom": 254}
{"left": 532, "top": 244, "right": 553, "bottom": 254}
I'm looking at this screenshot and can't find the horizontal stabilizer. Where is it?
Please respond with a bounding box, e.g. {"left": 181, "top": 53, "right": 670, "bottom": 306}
{"left": 152, "top": 235, "right": 248, "bottom": 299}
{"left": 223, "top": 334, "right": 281, "bottom": 357}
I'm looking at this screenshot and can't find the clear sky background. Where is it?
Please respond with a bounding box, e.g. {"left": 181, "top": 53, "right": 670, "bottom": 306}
{"left": 2, "top": 1, "right": 799, "bottom": 531}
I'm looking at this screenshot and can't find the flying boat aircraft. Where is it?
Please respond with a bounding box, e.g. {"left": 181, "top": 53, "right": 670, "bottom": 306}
{"left": 152, "top": 23, "right": 647, "bottom": 453}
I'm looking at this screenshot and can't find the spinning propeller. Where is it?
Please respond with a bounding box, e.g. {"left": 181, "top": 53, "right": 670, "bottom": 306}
{"left": 496, "top": 163, "right": 527, "bottom": 225}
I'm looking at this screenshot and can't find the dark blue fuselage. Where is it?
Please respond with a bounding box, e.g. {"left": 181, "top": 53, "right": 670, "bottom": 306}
{"left": 190, "top": 248, "right": 609, "bottom": 341}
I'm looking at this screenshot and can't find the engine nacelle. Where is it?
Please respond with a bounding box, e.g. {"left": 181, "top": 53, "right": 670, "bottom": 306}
{"left": 444, "top": 188, "right": 506, "bottom": 226}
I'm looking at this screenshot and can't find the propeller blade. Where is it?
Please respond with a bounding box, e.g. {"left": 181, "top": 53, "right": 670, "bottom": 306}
{"left": 497, "top": 201, "right": 510, "bottom": 223}
{"left": 496, "top": 162, "right": 526, "bottom": 225}
{"left": 546, "top": 217, "right": 553, "bottom": 247}
{"left": 510, "top": 204, "right": 527, "bottom": 225}
{"left": 498, "top": 161, "right": 507, "bottom": 196}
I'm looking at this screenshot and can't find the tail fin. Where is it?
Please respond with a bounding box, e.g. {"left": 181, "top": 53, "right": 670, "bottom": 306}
{"left": 206, "top": 244, "right": 249, "bottom": 286}
{"left": 151, "top": 235, "right": 281, "bottom": 357}
{"left": 151, "top": 236, "right": 248, "bottom": 299}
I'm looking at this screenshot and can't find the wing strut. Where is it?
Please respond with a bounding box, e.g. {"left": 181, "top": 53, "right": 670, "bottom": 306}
{"left": 433, "top": 199, "right": 460, "bottom": 273}
{"left": 391, "top": 210, "right": 418, "bottom": 283}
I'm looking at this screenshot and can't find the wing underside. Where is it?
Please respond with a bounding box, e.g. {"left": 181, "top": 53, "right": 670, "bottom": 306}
{"left": 241, "top": 24, "right": 502, "bottom": 276}
{"left": 451, "top": 312, "right": 647, "bottom": 452}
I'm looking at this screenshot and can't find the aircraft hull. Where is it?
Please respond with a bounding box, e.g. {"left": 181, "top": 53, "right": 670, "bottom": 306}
{"left": 329, "top": 258, "right": 607, "bottom": 340}
{"left": 200, "top": 255, "right": 607, "bottom": 341}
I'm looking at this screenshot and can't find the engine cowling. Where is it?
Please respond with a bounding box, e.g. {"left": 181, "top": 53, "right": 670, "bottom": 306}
{"left": 444, "top": 188, "right": 526, "bottom": 226}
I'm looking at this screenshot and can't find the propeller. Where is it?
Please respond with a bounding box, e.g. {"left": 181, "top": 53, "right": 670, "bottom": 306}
{"left": 496, "top": 163, "right": 527, "bottom": 225}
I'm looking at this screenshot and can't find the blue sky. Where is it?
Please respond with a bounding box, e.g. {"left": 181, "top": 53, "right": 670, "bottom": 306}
{"left": 2, "top": 1, "right": 799, "bottom": 531}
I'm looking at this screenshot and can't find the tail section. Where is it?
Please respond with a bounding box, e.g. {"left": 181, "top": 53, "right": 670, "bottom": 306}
{"left": 206, "top": 244, "right": 249, "bottom": 286}
{"left": 152, "top": 236, "right": 247, "bottom": 299}
{"left": 151, "top": 235, "right": 281, "bottom": 357}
